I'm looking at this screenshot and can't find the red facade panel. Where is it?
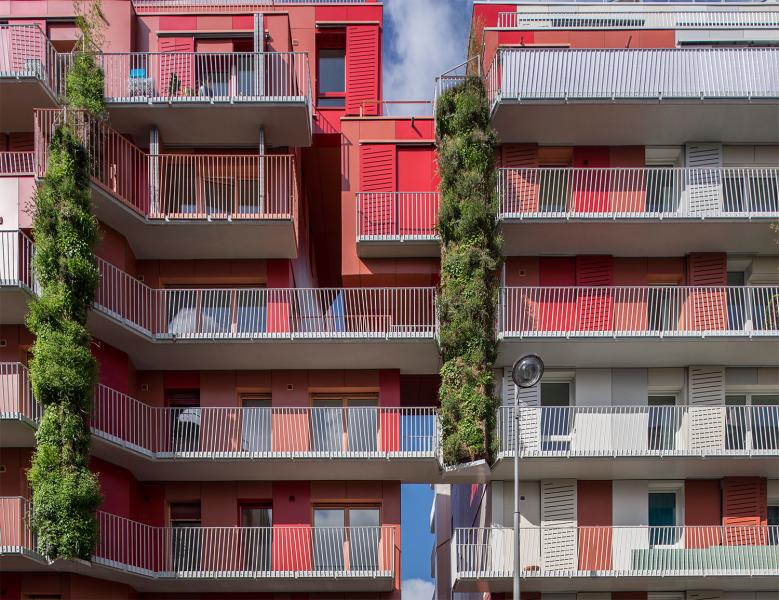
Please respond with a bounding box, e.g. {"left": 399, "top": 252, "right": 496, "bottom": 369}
{"left": 685, "top": 479, "right": 722, "bottom": 548}
{"left": 576, "top": 256, "right": 614, "bottom": 331}
{"left": 345, "top": 26, "right": 380, "bottom": 116}
{"left": 501, "top": 144, "right": 539, "bottom": 213}
{"left": 573, "top": 147, "right": 610, "bottom": 213}
{"left": 577, "top": 481, "right": 612, "bottom": 570}
{"left": 686, "top": 253, "right": 727, "bottom": 331}
{"left": 723, "top": 477, "right": 768, "bottom": 545}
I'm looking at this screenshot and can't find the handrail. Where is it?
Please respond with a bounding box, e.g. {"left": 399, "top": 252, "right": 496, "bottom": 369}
{"left": 356, "top": 192, "right": 440, "bottom": 242}
{"left": 488, "top": 47, "right": 779, "bottom": 107}
{"left": 499, "top": 285, "right": 779, "bottom": 337}
{"left": 496, "top": 9, "right": 779, "bottom": 30}
{"left": 0, "top": 152, "right": 35, "bottom": 176}
{"left": 497, "top": 167, "right": 779, "bottom": 219}
{"left": 0, "top": 230, "right": 37, "bottom": 293}
{"left": 132, "top": 0, "right": 370, "bottom": 12}
{"left": 496, "top": 405, "right": 779, "bottom": 457}
{"left": 1, "top": 361, "right": 440, "bottom": 459}
{"left": 34, "top": 109, "right": 299, "bottom": 221}
{"left": 455, "top": 525, "right": 779, "bottom": 578}
{"left": 0, "top": 24, "right": 59, "bottom": 94}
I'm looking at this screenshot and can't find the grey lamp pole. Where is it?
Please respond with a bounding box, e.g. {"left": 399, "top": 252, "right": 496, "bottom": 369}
{"left": 510, "top": 354, "right": 544, "bottom": 600}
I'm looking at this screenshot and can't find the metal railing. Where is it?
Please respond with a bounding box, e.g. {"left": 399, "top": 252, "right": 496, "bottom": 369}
{"left": 0, "top": 497, "right": 36, "bottom": 557}
{"left": 356, "top": 192, "right": 440, "bottom": 242}
{"left": 433, "top": 56, "right": 480, "bottom": 107}
{"left": 0, "top": 24, "right": 59, "bottom": 93}
{"left": 0, "top": 152, "right": 35, "bottom": 176}
{"left": 496, "top": 9, "right": 779, "bottom": 30}
{"left": 499, "top": 286, "right": 779, "bottom": 337}
{"left": 497, "top": 405, "right": 779, "bottom": 458}
{"left": 132, "top": 0, "right": 369, "bottom": 12}
{"left": 0, "top": 230, "right": 36, "bottom": 293}
{"left": 0, "top": 363, "right": 38, "bottom": 425}
{"left": 34, "top": 109, "right": 299, "bottom": 221}
{"left": 455, "top": 526, "right": 779, "bottom": 579}
{"left": 488, "top": 48, "right": 779, "bottom": 106}
{"left": 498, "top": 167, "right": 779, "bottom": 219}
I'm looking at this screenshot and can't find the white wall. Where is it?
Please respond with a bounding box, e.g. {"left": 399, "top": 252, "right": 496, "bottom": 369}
{"left": 612, "top": 480, "right": 649, "bottom": 571}
{"left": 0, "top": 178, "right": 20, "bottom": 231}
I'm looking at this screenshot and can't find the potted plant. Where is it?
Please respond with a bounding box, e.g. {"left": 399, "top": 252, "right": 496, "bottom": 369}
{"left": 167, "top": 72, "right": 181, "bottom": 97}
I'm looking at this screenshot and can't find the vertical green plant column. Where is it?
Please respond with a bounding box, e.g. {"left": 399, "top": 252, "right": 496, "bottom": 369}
{"left": 436, "top": 77, "right": 502, "bottom": 465}
{"left": 26, "top": 1, "right": 105, "bottom": 561}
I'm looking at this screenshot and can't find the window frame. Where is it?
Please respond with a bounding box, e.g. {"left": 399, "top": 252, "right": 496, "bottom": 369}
{"left": 648, "top": 481, "right": 685, "bottom": 549}
{"left": 316, "top": 45, "right": 346, "bottom": 109}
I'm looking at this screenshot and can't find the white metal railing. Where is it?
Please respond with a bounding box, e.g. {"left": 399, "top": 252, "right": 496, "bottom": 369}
{"left": 433, "top": 56, "right": 480, "bottom": 107}
{"left": 356, "top": 192, "right": 440, "bottom": 242}
{"left": 499, "top": 286, "right": 779, "bottom": 337}
{"left": 34, "top": 109, "right": 299, "bottom": 221}
{"left": 1, "top": 361, "right": 440, "bottom": 458}
{"left": 0, "top": 497, "right": 36, "bottom": 557}
{"left": 0, "top": 230, "right": 36, "bottom": 293}
{"left": 0, "top": 24, "right": 59, "bottom": 93}
{"left": 497, "top": 405, "right": 779, "bottom": 458}
{"left": 496, "top": 9, "right": 779, "bottom": 30}
{"left": 488, "top": 48, "right": 779, "bottom": 106}
{"left": 132, "top": 0, "right": 368, "bottom": 12}
{"left": 498, "top": 167, "right": 779, "bottom": 219}
{"left": 0, "top": 151, "right": 35, "bottom": 176}
{"left": 455, "top": 526, "right": 779, "bottom": 580}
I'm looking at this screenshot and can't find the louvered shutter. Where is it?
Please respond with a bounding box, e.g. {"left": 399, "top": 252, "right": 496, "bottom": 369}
{"left": 576, "top": 256, "right": 614, "bottom": 332}
{"left": 345, "top": 26, "right": 379, "bottom": 116}
{"left": 723, "top": 477, "right": 768, "bottom": 545}
{"left": 503, "top": 367, "right": 540, "bottom": 455}
{"left": 685, "top": 143, "right": 722, "bottom": 215}
{"left": 688, "top": 366, "right": 725, "bottom": 453}
{"left": 159, "top": 37, "right": 194, "bottom": 98}
{"left": 687, "top": 253, "right": 727, "bottom": 332}
{"left": 541, "top": 479, "right": 578, "bottom": 570}
{"left": 359, "top": 144, "right": 396, "bottom": 236}
{"left": 501, "top": 144, "right": 539, "bottom": 214}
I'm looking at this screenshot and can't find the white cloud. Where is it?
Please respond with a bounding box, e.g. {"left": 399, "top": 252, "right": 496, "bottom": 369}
{"left": 402, "top": 578, "right": 435, "bottom": 600}
{"left": 384, "top": 0, "right": 471, "bottom": 103}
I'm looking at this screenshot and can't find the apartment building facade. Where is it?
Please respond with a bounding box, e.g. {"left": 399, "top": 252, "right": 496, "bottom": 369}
{"left": 434, "top": 2, "right": 779, "bottom": 600}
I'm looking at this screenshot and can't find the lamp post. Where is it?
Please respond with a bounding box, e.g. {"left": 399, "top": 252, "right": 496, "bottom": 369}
{"left": 510, "top": 353, "right": 544, "bottom": 600}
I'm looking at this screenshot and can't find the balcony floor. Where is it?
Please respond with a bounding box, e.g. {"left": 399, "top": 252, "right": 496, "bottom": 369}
{"left": 91, "top": 185, "right": 298, "bottom": 260}
{"left": 492, "top": 101, "right": 779, "bottom": 146}
{"left": 0, "top": 78, "right": 58, "bottom": 133}
{"left": 501, "top": 219, "right": 779, "bottom": 257}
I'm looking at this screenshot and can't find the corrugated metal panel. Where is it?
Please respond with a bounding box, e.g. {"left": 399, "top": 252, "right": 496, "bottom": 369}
{"left": 501, "top": 144, "right": 539, "bottom": 213}
{"left": 359, "top": 144, "right": 396, "bottom": 235}
{"left": 688, "top": 366, "right": 725, "bottom": 453}
{"left": 687, "top": 253, "right": 727, "bottom": 331}
{"left": 576, "top": 256, "right": 613, "bottom": 332}
{"left": 541, "top": 479, "right": 577, "bottom": 571}
{"left": 345, "top": 25, "right": 379, "bottom": 116}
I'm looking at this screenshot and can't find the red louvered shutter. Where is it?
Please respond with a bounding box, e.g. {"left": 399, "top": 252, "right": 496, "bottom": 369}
{"left": 360, "top": 144, "right": 396, "bottom": 236}
{"left": 687, "top": 253, "right": 727, "bottom": 332}
{"left": 501, "top": 144, "right": 539, "bottom": 214}
{"left": 576, "top": 256, "right": 614, "bottom": 332}
{"left": 723, "top": 477, "right": 768, "bottom": 546}
{"left": 345, "top": 26, "right": 379, "bottom": 116}
{"left": 159, "top": 37, "right": 194, "bottom": 98}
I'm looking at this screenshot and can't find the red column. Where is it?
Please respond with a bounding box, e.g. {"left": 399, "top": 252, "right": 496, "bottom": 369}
{"left": 272, "top": 482, "right": 312, "bottom": 571}
{"left": 577, "top": 480, "right": 612, "bottom": 570}
{"left": 379, "top": 369, "right": 401, "bottom": 453}
{"left": 266, "top": 260, "right": 291, "bottom": 334}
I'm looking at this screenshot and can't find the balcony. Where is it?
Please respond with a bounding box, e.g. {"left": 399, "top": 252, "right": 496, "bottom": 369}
{"left": 0, "top": 151, "right": 34, "bottom": 176}
{"left": 453, "top": 525, "right": 779, "bottom": 593}
{"left": 34, "top": 109, "right": 299, "bottom": 259}
{"left": 60, "top": 52, "right": 312, "bottom": 147}
{"left": 487, "top": 48, "right": 779, "bottom": 145}
{"left": 497, "top": 286, "right": 779, "bottom": 367}
{"left": 356, "top": 192, "right": 440, "bottom": 257}
{"left": 498, "top": 167, "right": 779, "bottom": 255}
{"left": 0, "top": 25, "right": 60, "bottom": 132}
{"left": 493, "top": 405, "right": 779, "bottom": 480}
{"left": 0, "top": 498, "right": 396, "bottom": 592}
{"left": 0, "top": 362, "right": 441, "bottom": 481}
{"left": 0, "top": 232, "right": 439, "bottom": 372}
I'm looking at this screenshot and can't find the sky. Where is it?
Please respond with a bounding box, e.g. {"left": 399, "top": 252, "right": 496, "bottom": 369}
{"left": 383, "top": 2, "right": 473, "bottom": 598}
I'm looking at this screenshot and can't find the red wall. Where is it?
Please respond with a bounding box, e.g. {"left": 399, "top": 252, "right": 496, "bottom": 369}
{"left": 684, "top": 479, "right": 722, "bottom": 548}
{"left": 577, "top": 480, "right": 612, "bottom": 570}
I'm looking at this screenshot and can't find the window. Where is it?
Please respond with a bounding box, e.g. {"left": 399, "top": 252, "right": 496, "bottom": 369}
{"left": 726, "top": 393, "right": 779, "bottom": 451}
{"left": 310, "top": 395, "right": 379, "bottom": 453}
{"left": 540, "top": 381, "right": 571, "bottom": 452}
{"left": 727, "top": 271, "right": 747, "bottom": 330}
{"left": 647, "top": 395, "right": 678, "bottom": 452}
{"left": 241, "top": 394, "right": 272, "bottom": 453}
{"left": 538, "top": 167, "right": 569, "bottom": 213}
{"left": 769, "top": 504, "right": 779, "bottom": 546}
{"left": 313, "top": 507, "right": 380, "bottom": 571}
{"left": 167, "top": 390, "right": 200, "bottom": 453}
{"left": 647, "top": 283, "right": 680, "bottom": 332}
{"left": 240, "top": 504, "right": 272, "bottom": 570}
{"left": 170, "top": 502, "right": 201, "bottom": 572}
{"left": 645, "top": 165, "right": 679, "bottom": 214}
{"left": 648, "top": 489, "right": 682, "bottom": 547}
{"left": 318, "top": 48, "right": 346, "bottom": 107}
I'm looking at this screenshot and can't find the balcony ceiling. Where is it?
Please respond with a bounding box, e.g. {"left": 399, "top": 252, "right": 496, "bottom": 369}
{"left": 0, "top": 80, "right": 58, "bottom": 133}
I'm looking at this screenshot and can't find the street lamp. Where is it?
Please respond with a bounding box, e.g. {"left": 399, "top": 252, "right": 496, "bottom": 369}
{"left": 510, "top": 353, "right": 544, "bottom": 600}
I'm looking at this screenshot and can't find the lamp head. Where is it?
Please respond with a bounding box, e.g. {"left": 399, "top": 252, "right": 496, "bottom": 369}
{"left": 511, "top": 354, "right": 545, "bottom": 389}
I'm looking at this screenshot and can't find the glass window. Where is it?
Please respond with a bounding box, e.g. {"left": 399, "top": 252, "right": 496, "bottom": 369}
{"left": 648, "top": 395, "right": 677, "bottom": 451}
{"left": 646, "top": 165, "right": 678, "bottom": 214}
{"left": 349, "top": 508, "right": 380, "bottom": 571}
{"left": 538, "top": 168, "right": 569, "bottom": 213}
{"left": 647, "top": 284, "right": 680, "bottom": 332}
{"left": 725, "top": 394, "right": 748, "bottom": 450}
{"left": 346, "top": 398, "right": 378, "bottom": 453}
{"left": 241, "top": 395, "right": 271, "bottom": 453}
{"left": 648, "top": 491, "right": 678, "bottom": 546}
{"left": 313, "top": 507, "right": 380, "bottom": 572}
{"left": 240, "top": 505, "right": 271, "bottom": 571}
{"left": 540, "top": 382, "right": 571, "bottom": 452}
{"left": 170, "top": 502, "right": 201, "bottom": 573}
{"left": 752, "top": 395, "right": 779, "bottom": 451}
{"left": 314, "top": 508, "right": 345, "bottom": 570}
{"left": 167, "top": 391, "right": 200, "bottom": 454}
{"left": 318, "top": 48, "right": 345, "bottom": 107}
{"left": 769, "top": 505, "right": 779, "bottom": 546}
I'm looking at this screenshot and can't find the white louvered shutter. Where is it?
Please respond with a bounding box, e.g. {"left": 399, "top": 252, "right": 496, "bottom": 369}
{"left": 541, "top": 479, "right": 577, "bottom": 571}
{"left": 688, "top": 366, "right": 725, "bottom": 453}
{"left": 685, "top": 143, "right": 723, "bottom": 215}
{"left": 503, "top": 367, "right": 540, "bottom": 455}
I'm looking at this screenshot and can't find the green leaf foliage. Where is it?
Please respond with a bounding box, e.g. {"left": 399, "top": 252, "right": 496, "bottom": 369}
{"left": 436, "top": 77, "right": 502, "bottom": 465}
{"left": 65, "top": 52, "right": 106, "bottom": 115}
{"left": 26, "top": 122, "right": 102, "bottom": 561}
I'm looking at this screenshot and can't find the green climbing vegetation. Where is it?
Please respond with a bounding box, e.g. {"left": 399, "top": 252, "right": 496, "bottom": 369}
{"left": 436, "top": 76, "right": 502, "bottom": 465}
{"left": 26, "top": 0, "right": 105, "bottom": 561}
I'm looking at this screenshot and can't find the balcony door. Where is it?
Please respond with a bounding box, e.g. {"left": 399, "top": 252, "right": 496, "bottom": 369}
{"left": 310, "top": 395, "right": 379, "bottom": 454}
{"left": 170, "top": 502, "right": 202, "bottom": 573}
{"left": 647, "top": 283, "right": 680, "bottom": 332}
{"left": 540, "top": 382, "right": 571, "bottom": 452}
{"left": 241, "top": 394, "right": 271, "bottom": 453}
{"left": 725, "top": 393, "right": 779, "bottom": 452}
{"left": 240, "top": 504, "right": 272, "bottom": 572}
{"left": 313, "top": 507, "right": 380, "bottom": 572}
{"left": 647, "top": 395, "right": 679, "bottom": 452}
{"left": 648, "top": 487, "right": 682, "bottom": 548}
{"left": 167, "top": 390, "right": 200, "bottom": 453}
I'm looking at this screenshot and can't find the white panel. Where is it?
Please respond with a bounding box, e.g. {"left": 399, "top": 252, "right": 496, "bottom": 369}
{"left": 572, "top": 369, "right": 612, "bottom": 454}
{"left": 575, "top": 369, "right": 611, "bottom": 406}
{"left": 613, "top": 480, "right": 649, "bottom": 571}
{"left": 491, "top": 481, "right": 504, "bottom": 527}
{"left": 688, "top": 366, "right": 725, "bottom": 452}
{"left": 610, "top": 369, "right": 650, "bottom": 454}
{"left": 722, "top": 145, "right": 755, "bottom": 167}
{"left": 685, "top": 143, "right": 723, "bottom": 215}
{"left": 503, "top": 480, "right": 541, "bottom": 529}
{"left": 505, "top": 367, "right": 541, "bottom": 453}
{"left": 541, "top": 479, "right": 577, "bottom": 571}
{"left": 0, "top": 179, "right": 20, "bottom": 231}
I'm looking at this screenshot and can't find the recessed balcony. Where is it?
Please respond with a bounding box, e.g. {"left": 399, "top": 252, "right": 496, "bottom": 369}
{"left": 356, "top": 192, "right": 440, "bottom": 257}
{"left": 498, "top": 167, "right": 779, "bottom": 255}
{"left": 453, "top": 525, "right": 779, "bottom": 593}
{"left": 497, "top": 285, "right": 779, "bottom": 367}
{"left": 59, "top": 51, "right": 312, "bottom": 147}
{"left": 0, "top": 498, "right": 396, "bottom": 592}
{"left": 0, "top": 362, "right": 441, "bottom": 481}
{"left": 34, "top": 109, "right": 299, "bottom": 259}
{"left": 493, "top": 405, "right": 779, "bottom": 480}
{"left": 0, "top": 25, "right": 60, "bottom": 132}
{"left": 0, "top": 231, "right": 36, "bottom": 324}
{"left": 488, "top": 48, "right": 779, "bottom": 145}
